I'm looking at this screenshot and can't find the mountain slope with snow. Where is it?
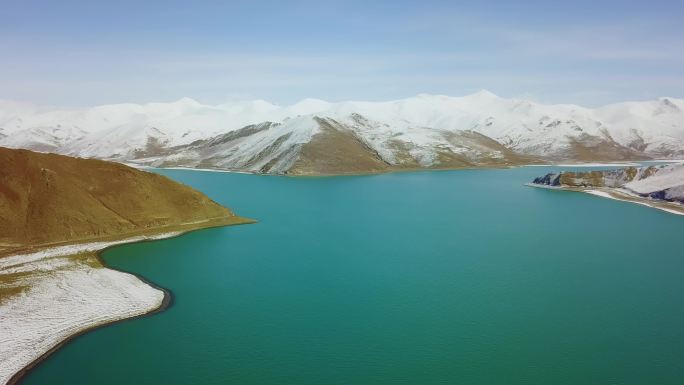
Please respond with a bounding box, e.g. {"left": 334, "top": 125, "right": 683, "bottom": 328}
{"left": 1, "top": 92, "right": 682, "bottom": 174}
{"left": 530, "top": 163, "right": 684, "bottom": 215}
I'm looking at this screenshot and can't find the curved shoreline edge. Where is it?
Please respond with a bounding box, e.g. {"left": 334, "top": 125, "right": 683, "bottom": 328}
{"left": 145, "top": 159, "right": 684, "bottom": 178}
{"left": 582, "top": 190, "right": 684, "bottom": 216}
{"left": 2, "top": 217, "right": 255, "bottom": 385}
{"left": 525, "top": 183, "right": 684, "bottom": 216}
{"left": 6, "top": 263, "right": 173, "bottom": 385}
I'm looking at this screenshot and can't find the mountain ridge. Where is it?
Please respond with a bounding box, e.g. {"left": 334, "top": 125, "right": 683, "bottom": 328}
{"left": 1, "top": 91, "right": 682, "bottom": 175}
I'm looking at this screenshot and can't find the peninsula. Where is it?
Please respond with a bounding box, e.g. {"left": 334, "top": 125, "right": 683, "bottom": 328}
{"left": 529, "top": 163, "right": 684, "bottom": 216}
{"left": 0, "top": 147, "right": 253, "bottom": 385}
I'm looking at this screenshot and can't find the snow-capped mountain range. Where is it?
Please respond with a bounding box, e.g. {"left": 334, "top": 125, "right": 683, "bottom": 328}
{"left": 1, "top": 91, "right": 683, "bottom": 175}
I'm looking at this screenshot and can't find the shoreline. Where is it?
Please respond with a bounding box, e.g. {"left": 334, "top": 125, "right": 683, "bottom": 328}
{"left": 0, "top": 216, "right": 255, "bottom": 259}
{"left": 152, "top": 162, "right": 538, "bottom": 178}
{"left": 147, "top": 159, "right": 684, "bottom": 178}
{"left": 525, "top": 183, "right": 684, "bottom": 216}
{"left": 583, "top": 190, "right": 684, "bottom": 216}
{"left": 5, "top": 256, "right": 173, "bottom": 385}
{"left": 1, "top": 217, "right": 254, "bottom": 385}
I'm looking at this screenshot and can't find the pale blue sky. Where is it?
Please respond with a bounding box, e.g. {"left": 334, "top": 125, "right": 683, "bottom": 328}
{"left": 1, "top": 0, "right": 683, "bottom": 106}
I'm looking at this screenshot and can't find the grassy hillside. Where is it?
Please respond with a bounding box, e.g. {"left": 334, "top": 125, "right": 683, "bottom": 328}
{"left": 0, "top": 147, "right": 249, "bottom": 253}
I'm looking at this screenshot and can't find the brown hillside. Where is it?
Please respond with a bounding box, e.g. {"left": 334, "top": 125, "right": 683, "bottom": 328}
{"left": 0, "top": 147, "right": 247, "bottom": 252}
{"left": 289, "top": 118, "right": 391, "bottom": 175}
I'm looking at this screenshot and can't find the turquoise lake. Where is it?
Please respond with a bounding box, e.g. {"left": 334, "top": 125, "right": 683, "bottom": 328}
{"left": 21, "top": 167, "right": 684, "bottom": 385}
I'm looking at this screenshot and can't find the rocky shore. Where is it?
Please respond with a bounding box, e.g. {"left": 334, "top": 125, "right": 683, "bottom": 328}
{"left": 529, "top": 163, "right": 684, "bottom": 215}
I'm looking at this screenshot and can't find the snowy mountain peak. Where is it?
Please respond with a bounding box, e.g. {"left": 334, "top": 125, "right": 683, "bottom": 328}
{"left": 415, "top": 90, "right": 499, "bottom": 102}
{"left": 175, "top": 97, "right": 202, "bottom": 106}
{"left": 1, "top": 92, "right": 683, "bottom": 174}
{"left": 415, "top": 93, "right": 450, "bottom": 100}
{"left": 289, "top": 98, "right": 332, "bottom": 115}
{"left": 657, "top": 98, "right": 681, "bottom": 113}
{"left": 468, "top": 89, "right": 499, "bottom": 99}
{"left": 166, "top": 96, "right": 202, "bottom": 108}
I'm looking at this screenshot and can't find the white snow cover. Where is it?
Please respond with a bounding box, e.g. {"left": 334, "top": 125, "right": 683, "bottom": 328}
{"left": 0, "top": 232, "right": 180, "bottom": 274}
{"left": 2, "top": 91, "right": 683, "bottom": 162}
{"left": 555, "top": 162, "right": 641, "bottom": 167}
{"left": 623, "top": 164, "right": 684, "bottom": 194}
{"left": 0, "top": 233, "right": 179, "bottom": 385}
{"left": 531, "top": 162, "right": 684, "bottom": 215}
{"left": 585, "top": 190, "right": 684, "bottom": 216}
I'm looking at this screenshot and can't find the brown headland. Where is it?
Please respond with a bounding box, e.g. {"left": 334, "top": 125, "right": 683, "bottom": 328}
{"left": 0, "top": 146, "right": 253, "bottom": 256}
{"left": 0, "top": 146, "right": 253, "bottom": 385}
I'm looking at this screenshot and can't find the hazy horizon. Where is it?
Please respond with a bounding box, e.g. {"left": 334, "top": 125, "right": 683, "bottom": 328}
{"left": 2, "top": 89, "right": 683, "bottom": 111}
{"left": 2, "top": 0, "right": 683, "bottom": 107}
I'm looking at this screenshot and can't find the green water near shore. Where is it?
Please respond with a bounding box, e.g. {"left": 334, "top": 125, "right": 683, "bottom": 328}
{"left": 21, "top": 167, "right": 684, "bottom": 385}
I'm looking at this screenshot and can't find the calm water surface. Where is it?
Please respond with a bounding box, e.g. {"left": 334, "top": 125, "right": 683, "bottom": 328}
{"left": 22, "top": 167, "right": 684, "bottom": 385}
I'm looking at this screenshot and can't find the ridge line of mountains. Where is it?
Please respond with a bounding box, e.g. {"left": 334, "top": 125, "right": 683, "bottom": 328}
{"left": 1, "top": 91, "right": 682, "bottom": 175}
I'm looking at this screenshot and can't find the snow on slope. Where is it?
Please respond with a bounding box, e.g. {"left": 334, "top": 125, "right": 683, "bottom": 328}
{"left": 0, "top": 233, "right": 178, "bottom": 385}
{"left": 1, "top": 92, "right": 683, "bottom": 173}
{"left": 156, "top": 116, "right": 322, "bottom": 173}
{"left": 593, "top": 98, "right": 684, "bottom": 157}
{"left": 623, "top": 164, "right": 684, "bottom": 200}
{"left": 532, "top": 163, "right": 684, "bottom": 205}
{"left": 0, "top": 98, "right": 290, "bottom": 157}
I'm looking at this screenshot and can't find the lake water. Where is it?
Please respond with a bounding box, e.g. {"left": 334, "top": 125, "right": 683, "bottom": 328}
{"left": 21, "top": 167, "right": 684, "bottom": 385}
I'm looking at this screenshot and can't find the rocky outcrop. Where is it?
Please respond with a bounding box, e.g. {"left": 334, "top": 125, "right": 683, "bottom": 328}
{"left": 532, "top": 173, "right": 562, "bottom": 186}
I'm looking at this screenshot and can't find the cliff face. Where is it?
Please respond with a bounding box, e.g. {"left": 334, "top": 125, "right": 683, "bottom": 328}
{"left": 532, "top": 167, "right": 645, "bottom": 188}
{"left": 532, "top": 164, "right": 684, "bottom": 204}
{"left": 0, "top": 147, "right": 244, "bottom": 250}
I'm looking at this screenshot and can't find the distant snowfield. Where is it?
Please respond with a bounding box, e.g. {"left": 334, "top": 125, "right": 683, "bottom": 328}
{"left": 0, "top": 233, "right": 179, "bottom": 385}
{"left": 2, "top": 91, "right": 683, "bottom": 174}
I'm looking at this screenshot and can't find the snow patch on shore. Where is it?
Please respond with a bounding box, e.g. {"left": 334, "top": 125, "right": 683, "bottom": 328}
{"left": 555, "top": 162, "right": 641, "bottom": 167}
{"left": 585, "top": 190, "right": 684, "bottom": 216}
{"left": 0, "top": 233, "right": 179, "bottom": 385}
{"left": 159, "top": 166, "right": 256, "bottom": 174}
{"left": 0, "top": 233, "right": 180, "bottom": 274}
